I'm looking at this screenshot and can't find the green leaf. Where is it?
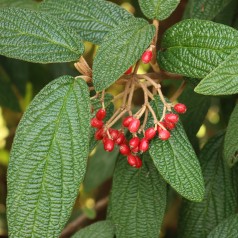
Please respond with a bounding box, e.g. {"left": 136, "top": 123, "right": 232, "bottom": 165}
{"left": 108, "top": 154, "right": 167, "bottom": 238}
{"left": 194, "top": 50, "right": 238, "bottom": 95}
{"left": 83, "top": 142, "right": 118, "bottom": 193}
{"left": 178, "top": 133, "right": 238, "bottom": 238}
{"left": 139, "top": 0, "right": 180, "bottom": 20}
{"left": 148, "top": 96, "right": 205, "bottom": 202}
{"left": 7, "top": 75, "right": 91, "bottom": 237}
{"left": 72, "top": 220, "right": 114, "bottom": 238}
{"left": 0, "top": 8, "right": 84, "bottom": 63}
{"left": 158, "top": 19, "right": 238, "bottom": 78}
{"left": 0, "top": 0, "right": 39, "bottom": 9}
{"left": 208, "top": 214, "right": 238, "bottom": 238}
{"left": 40, "top": 0, "right": 133, "bottom": 45}
{"left": 183, "top": 0, "right": 232, "bottom": 20}
{"left": 179, "top": 85, "right": 210, "bottom": 151}
{"left": 0, "top": 65, "right": 21, "bottom": 111}
{"left": 224, "top": 104, "right": 238, "bottom": 167}
{"left": 93, "top": 18, "right": 155, "bottom": 91}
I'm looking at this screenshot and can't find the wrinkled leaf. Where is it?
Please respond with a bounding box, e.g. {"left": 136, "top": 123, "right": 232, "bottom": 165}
{"left": 183, "top": 0, "right": 232, "bottom": 20}
{"left": 224, "top": 104, "right": 238, "bottom": 167}
{"left": 40, "top": 0, "right": 133, "bottom": 45}
{"left": 208, "top": 214, "right": 238, "bottom": 238}
{"left": 108, "top": 154, "right": 167, "bottom": 238}
{"left": 7, "top": 76, "right": 91, "bottom": 237}
{"left": 158, "top": 19, "right": 238, "bottom": 78}
{"left": 178, "top": 133, "right": 238, "bottom": 238}
{"left": 93, "top": 18, "right": 155, "bottom": 91}
{"left": 0, "top": 8, "right": 84, "bottom": 63}
{"left": 72, "top": 220, "right": 114, "bottom": 238}
{"left": 195, "top": 50, "right": 238, "bottom": 95}
{"left": 0, "top": 0, "right": 39, "bottom": 9}
{"left": 148, "top": 96, "right": 205, "bottom": 201}
{"left": 139, "top": 0, "right": 180, "bottom": 20}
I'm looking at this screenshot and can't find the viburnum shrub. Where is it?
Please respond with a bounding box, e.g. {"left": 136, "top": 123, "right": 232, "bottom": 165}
{"left": 1, "top": 0, "right": 238, "bottom": 237}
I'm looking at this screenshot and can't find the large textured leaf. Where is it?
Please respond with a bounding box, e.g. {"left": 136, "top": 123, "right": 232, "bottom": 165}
{"left": 93, "top": 18, "right": 155, "bottom": 91}
{"left": 208, "top": 214, "right": 238, "bottom": 238}
{"left": 7, "top": 76, "right": 91, "bottom": 237}
{"left": 0, "top": 8, "right": 84, "bottom": 63}
{"left": 40, "top": 0, "right": 133, "bottom": 45}
{"left": 108, "top": 154, "right": 167, "bottom": 238}
{"left": 224, "top": 104, "right": 238, "bottom": 167}
{"left": 0, "top": 0, "right": 39, "bottom": 9}
{"left": 179, "top": 84, "right": 210, "bottom": 151}
{"left": 158, "top": 19, "right": 238, "bottom": 78}
{"left": 148, "top": 96, "right": 205, "bottom": 201}
{"left": 195, "top": 50, "right": 238, "bottom": 95}
{"left": 183, "top": 0, "right": 232, "bottom": 20}
{"left": 178, "top": 133, "right": 238, "bottom": 238}
{"left": 72, "top": 221, "right": 114, "bottom": 238}
{"left": 0, "top": 65, "right": 21, "bottom": 112}
{"left": 139, "top": 0, "right": 180, "bottom": 20}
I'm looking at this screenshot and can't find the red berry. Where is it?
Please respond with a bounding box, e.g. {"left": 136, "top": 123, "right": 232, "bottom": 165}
{"left": 165, "top": 121, "right": 176, "bottom": 130}
{"left": 103, "top": 138, "right": 115, "bottom": 152}
{"left": 141, "top": 50, "right": 153, "bottom": 64}
{"left": 145, "top": 127, "right": 156, "bottom": 140}
{"left": 119, "top": 144, "right": 130, "bottom": 155}
{"left": 109, "top": 128, "right": 119, "bottom": 141}
{"left": 128, "top": 118, "right": 140, "bottom": 133}
{"left": 115, "top": 132, "right": 126, "bottom": 145}
{"left": 164, "top": 113, "right": 179, "bottom": 124}
{"left": 91, "top": 117, "right": 103, "bottom": 129}
{"left": 131, "top": 146, "right": 139, "bottom": 153}
{"left": 139, "top": 138, "right": 149, "bottom": 152}
{"left": 122, "top": 116, "right": 133, "bottom": 127}
{"left": 158, "top": 130, "right": 171, "bottom": 140}
{"left": 94, "top": 128, "right": 104, "bottom": 140}
{"left": 96, "top": 108, "right": 106, "bottom": 120}
{"left": 129, "top": 137, "right": 140, "bottom": 148}
{"left": 157, "top": 121, "right": 166, "bottom": 133}
{"left": 124, "top": 66, "right": 133, "bottom": 75}
{"left": 127, "top": 155, "right": 142, "bottom": 168}
{"left": 174, "top": 103, "right": 187, "bottom": 114}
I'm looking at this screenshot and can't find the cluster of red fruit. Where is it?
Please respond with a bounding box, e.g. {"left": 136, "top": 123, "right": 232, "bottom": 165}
{"left": 90, "top": 103, "right": 187, "bottom": 169}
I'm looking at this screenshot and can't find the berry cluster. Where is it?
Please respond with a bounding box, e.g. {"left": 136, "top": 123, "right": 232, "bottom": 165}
{"left": 91, "top": 103, "right": 187, "bottom": 169}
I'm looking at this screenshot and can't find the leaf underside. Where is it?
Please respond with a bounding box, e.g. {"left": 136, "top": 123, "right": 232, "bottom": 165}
{"left": 7, "top": 76, "right": 91, "bottom": 237}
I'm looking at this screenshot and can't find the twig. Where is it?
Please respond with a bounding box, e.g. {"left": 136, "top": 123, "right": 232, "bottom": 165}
{"left": 169, "top": 80, "right": 186, "bottom": 102}
{"left": 60, "top": 197, "right": 109, "bottom": 238}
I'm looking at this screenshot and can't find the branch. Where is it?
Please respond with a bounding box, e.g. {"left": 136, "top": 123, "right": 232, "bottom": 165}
{"left": 60, "top": 197, "right": 109, "bottom": 238}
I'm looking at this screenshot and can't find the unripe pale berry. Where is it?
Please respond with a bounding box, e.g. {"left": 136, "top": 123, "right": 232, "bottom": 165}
{"left": 96, "top": 108, "right": 106, "bottom": 120}
{"left": 174, "top": 103, "right": 187, "bottom": 114}
{"left": 128, "top": 118, "right": 140, "bottom": 133}
{"left": 158, "top": 130, "right": 171, "bottom": 140}
{"left": 94, "top": 128, "right": 104, "bottom": 140}
{"left": 145, "top": 127, "right": 156, "bottom": 140}
{"left": 129, "top": 137, "right": 140, "bottom": 148}
{"left": 164, "top": 113, "right": 179, "bottom": 124}
{"left": 115, "top": 132, "right": 126, "bottom": 145}
{"left": 91, "top": 117, "right": 103, "bottom": 129}
{"left": 103, "top": 138, "right": 115, "bottom": 152}
{"left": 122, "top": 116, "right": 134, "bottom": 127}
{"left": 139, "top": 138, "right": 149, "bottom": 152}
{"left": 141, "top": 50, "right": 153, "bottom": 64}
{"left": 124, "top": 66, "right": 133, "bottom": 75}
{"left": 119, "top": 144, "right": 130, "bottom": 155}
